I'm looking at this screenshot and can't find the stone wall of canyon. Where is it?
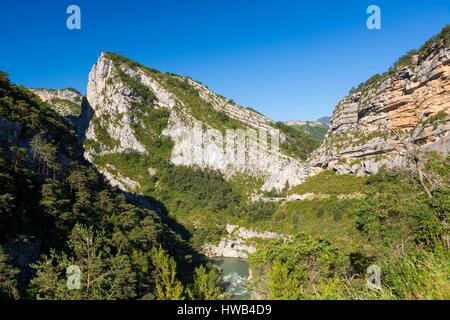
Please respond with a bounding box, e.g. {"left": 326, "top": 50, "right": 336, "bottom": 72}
{"left": 310, "top": 43, "right": 450, "bottom": 175}
{"left": 83, "top": 53, "right": 315, "bottom": 193}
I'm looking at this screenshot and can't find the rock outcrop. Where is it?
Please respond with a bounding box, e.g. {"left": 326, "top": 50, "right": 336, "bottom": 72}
{"left": 311, "top": 31, "right": 450, "bottom": 175}
{"left": 0, "top": 117, "right": 22, "bottom": 144}
{"left": 202, "top": 224, "right": 290, "bottom": 259}
{"left": 30, "top": 88, "right": 82, "bottom": 117}
{"left": 26, "top": 26, "right": 450, "bottom": 194}
{"left": 83, "top": 52, "right": 312, "bottom": 192}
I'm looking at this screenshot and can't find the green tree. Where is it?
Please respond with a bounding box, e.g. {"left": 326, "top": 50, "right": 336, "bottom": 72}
{"left": 267, "top": 261, "right": 302, "bottom": 300}
{"left": 151, "top": 245, "right": 184, "bottom": 300}
{"left": 0, "top": 246, "right": 20, "bottom": 300}
{"left": 40, "top": 179, "right": 72, "bottom": 232}
{"left": 187, "top": 265, "right": 222, "bottom": 300}
{"left": 30, "top": 224, "right": 136, "bottom": 300}
{"left": 31, "top": 136, "right": 60, "bottom": 177}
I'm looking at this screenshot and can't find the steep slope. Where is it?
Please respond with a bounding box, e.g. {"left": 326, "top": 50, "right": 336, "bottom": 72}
{"left": 284, "top": 120, "right": 328, "bottom": 142}
{"left": 0, "top": 72, "right": 204, "bottom": 299}
{"left": 311, "top": 25, "right": 450, "bottom": 175}
{"left": 30, "top": 88, "right": 82, "bottom": 117}
{"left": 83, "top": 52, "right": 319, "bottom": 195}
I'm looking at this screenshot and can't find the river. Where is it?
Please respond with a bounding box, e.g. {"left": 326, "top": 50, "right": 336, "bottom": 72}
{"left": 212, "top": 257, "right": 250, "bottom": 300}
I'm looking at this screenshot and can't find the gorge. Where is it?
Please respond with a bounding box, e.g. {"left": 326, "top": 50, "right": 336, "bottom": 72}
{"left": 0, "top": 25, "right": 449, "bottom": 300}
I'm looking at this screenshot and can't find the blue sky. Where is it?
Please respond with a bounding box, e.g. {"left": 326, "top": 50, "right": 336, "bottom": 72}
{"left": 1, "top": 1, "right": 449, "bottom": 121}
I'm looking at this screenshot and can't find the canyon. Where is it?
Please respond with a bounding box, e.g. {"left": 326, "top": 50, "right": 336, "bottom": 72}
{"left": 35, "top": 33, "right": 450, "bottom": 200}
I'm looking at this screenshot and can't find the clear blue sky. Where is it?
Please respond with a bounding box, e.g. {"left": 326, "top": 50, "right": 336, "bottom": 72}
{"left": 1, "top": 1, "right": 449, "bottom": 121}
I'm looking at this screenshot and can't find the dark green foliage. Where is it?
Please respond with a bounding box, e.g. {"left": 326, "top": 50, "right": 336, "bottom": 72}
{"left": 162, "top": 166, "right": 240, "bottom": 212}
{"left": 29, "top": 224, "right": 137, "bottom": 300}
{"left": 187, "top": 264, "right": 222, "bottom": 300}
{"left": 0, "top": 72, "right": 209, "bottom": 300}
{"left": 151, "top": 245, "right": 184, "bottom": 300}
{"left": 217, "top": 111, "right": 230, "bottom": 122}
{"left": 0, "top": 72, "right": 77, "bottom": 149}
{"left": 241, "top": 202, "right": 277, "bottom": 221}
{"left": 165, "top": 77, "right": 200, "bottom": 96}
{"left": 250, "top": 156, "right": 450, "bottom": 300}
{"left": 290, "top": 123, "right": 328, "bottom": 142}
{"left": 355, "top": 166, "right": 448, "bottom": 250}
{"left": 0, "top": 246, "right": 20, "bottom": 300}
{"left": 250, "top": 233, "right": 347, "bottom": 299}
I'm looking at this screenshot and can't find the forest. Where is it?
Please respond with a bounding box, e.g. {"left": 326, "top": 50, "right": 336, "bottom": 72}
{"left": 0, "top": 72, "right": 221, "bottom": 300}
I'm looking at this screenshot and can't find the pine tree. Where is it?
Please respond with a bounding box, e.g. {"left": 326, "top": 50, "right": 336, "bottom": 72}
{"left": 267, "top": 261, "right": 302, "bottom": 300}
{"left": 187, "top": 265, "right": 222, "bottom": 300}
{"left": 0, "top": 246, "right": 20, "bottom": 300}
{"left": 151, "top": 245, "right": 184, "bottom": 300}
{"left": 30, "top": 224, "right": 137, "bottom": 300}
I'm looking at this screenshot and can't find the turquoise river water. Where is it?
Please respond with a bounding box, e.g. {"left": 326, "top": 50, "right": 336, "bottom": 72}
{"left": 212, "top": 257, "right": 250, "bottom": 300}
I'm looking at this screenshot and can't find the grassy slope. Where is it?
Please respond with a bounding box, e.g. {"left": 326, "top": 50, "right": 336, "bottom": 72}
{"left": 289, "top": 123, "right": 328, "bottom": 142}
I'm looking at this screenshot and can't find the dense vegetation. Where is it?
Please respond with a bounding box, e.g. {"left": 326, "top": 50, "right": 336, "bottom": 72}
{"left": 274, "top": 122, "right": 322, "bottom": 161}
{"left": 2, "top": 27, "right": 449, "bottom": 300}
{"left": 288, "top": 123, "right": 328, "bottom": 142}
{"left": 249, "top": 155, "right": 450, "bottom": 300}
{"left": 0, "top": 72, "right": 222, "bottom": 300}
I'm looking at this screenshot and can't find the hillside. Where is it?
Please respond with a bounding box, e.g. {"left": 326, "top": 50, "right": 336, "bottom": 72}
{"left": 283, "top": 120, "right": 328, "bottom": 142}
{"left": 0, "top": 25, "right": 449, "bottom": 301}
{"left": 247, "top": 25, "right": 450, "bottom": 300}
{"left": 0, "top": 72, "right": 220, "bottom": 300}
{"left": 82, "top": 52, "right": 321, "bottom": 196}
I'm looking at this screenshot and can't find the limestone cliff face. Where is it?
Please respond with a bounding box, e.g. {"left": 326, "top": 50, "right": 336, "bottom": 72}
{"left": 30, "top": 88, "right": 82, "bottom": 117}
{"left": 311, "top": 38, "right": 450, "bottom": 175}
{"left": 84, "top": 53, "right": 312, "bottom": 193}
{"left": 284, "top": 120, "right": 324, "bottom": 127}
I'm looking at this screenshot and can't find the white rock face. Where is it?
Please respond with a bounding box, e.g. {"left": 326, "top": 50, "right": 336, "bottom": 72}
{"left": 86, "top": 54, "right": 147, "bottom": 158}
{"left": 202, "top": 239, "right": 256, "bottom": 259}
{"left": 310, "top": 44, "right": 450, "bottom": 175}
{"left": 84, "top": 53, "right": 314, "bottom": 192}
{"left": 30, "top": 88, "right": 82, "bottom": 116}
{"left": 202, "top": 224, "right": 290, "bottom": 258}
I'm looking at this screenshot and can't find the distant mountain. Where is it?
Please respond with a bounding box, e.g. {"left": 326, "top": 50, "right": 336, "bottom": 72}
{"left": 316, "top": 116, "right": 331, "bottom": 125}
{"left": 283, "top": 120, "right": 328, "bottom": 142}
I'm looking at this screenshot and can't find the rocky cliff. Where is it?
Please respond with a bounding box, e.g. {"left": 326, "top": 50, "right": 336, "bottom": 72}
{"left": 311, "top": 26, "right": 450, "bottom": 175}
{"left": 30, "top": 88, "right": 82, "bottom": 117}
{"left": 83, "top": 52, "right": 317, "bottom": 194}
{"left": 30, "top": 26, "right": 450, "bottom": 194}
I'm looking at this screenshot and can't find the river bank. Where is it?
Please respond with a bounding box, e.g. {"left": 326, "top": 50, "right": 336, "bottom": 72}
{"left": 202, "top": 224, "right": 290, "bottom": 259}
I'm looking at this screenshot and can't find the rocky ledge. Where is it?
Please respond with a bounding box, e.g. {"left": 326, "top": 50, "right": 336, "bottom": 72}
{"left": 202, "top": 224, "right": 290, "bottom": 259}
